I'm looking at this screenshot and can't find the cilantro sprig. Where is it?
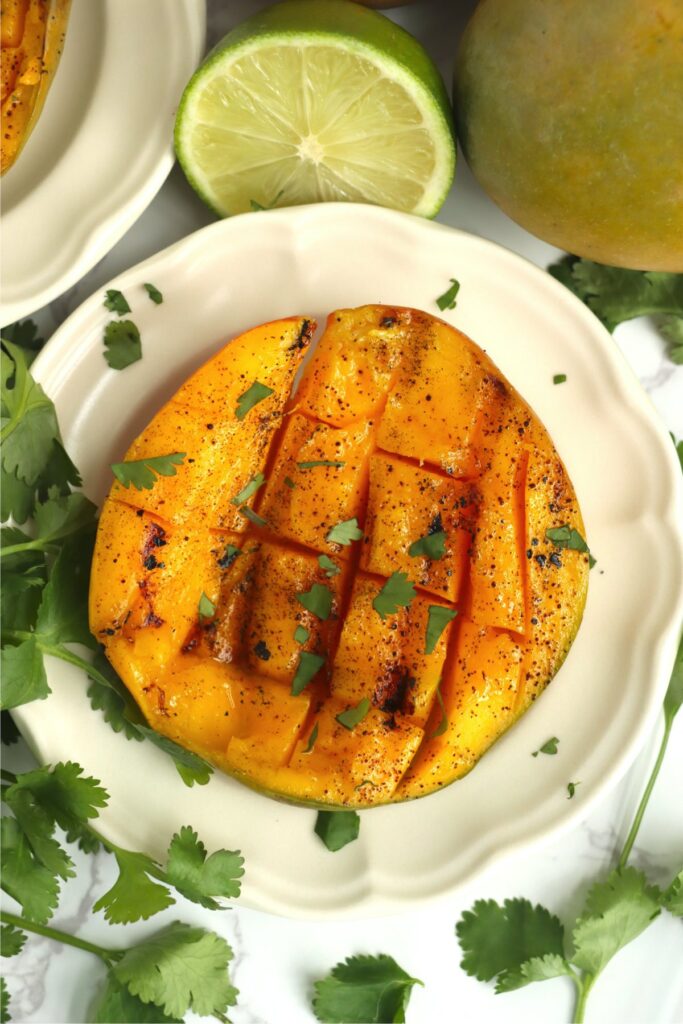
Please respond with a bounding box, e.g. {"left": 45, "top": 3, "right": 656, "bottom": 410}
{"left": 457, "top": 629, "right": 683, "bottom": 1022}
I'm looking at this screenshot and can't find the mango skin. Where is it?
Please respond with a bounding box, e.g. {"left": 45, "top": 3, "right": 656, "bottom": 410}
{"left": 454, "top": 0, "right": 683, "bottom": 271}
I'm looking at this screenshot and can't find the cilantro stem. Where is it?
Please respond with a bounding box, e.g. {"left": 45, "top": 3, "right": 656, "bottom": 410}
{"left": 0, "top": 910, "right": 121, "bottom": 966}
{"left": 617, "top": 714, "right": 673, "bottom": 871}
{"left": 0, "top": 539, "right": 57, "bottom": 557}
{"left": 572, "top": 972, "right": 594, "bottom": 1024}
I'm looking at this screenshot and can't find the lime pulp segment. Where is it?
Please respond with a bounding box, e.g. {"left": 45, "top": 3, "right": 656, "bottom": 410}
{"left": 175, "top": 36, "right": 455, "bottom": 218}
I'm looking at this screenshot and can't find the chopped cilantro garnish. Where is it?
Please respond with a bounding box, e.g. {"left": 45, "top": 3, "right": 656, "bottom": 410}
{"left": 553, "top": 374, "right": 567, "bottom": 385}
{"left": 408, "top": 529, "right": 446, "bottom": 561}
{"left": 103, "top": 321, "right": 142, "bottom": 370}
{"left": 198, "top": 593, "right": 215, "bottom": 620}
{"left": 532, "top": 737, "right": 560, "bottom": 757}
{"left": 567, "top": 781, "right": 580, "bottom": 799}
{"left": 318, "top": 554, "right": 340, "bottom": 578}
{"left": 235, "top": 381, "right": 274, "bottom": 421}
{"left": 303, "top": 722, "right": 318, "bottom": 753}
{"left": 546, "top": 524, "right": 596, "bottom": 568}
{"left": 297, "top": 460, "right": 345, "bottom": 470}
{"left": 238, "top": 507, "right": 268, "bottom": 528}
{"left": 335, "top": 698, "right": 371, "bottom": 730}
{"left": 111, "top": 453, "right": 185, "bottom": 490}
{"left": 431, "top": 684, "right": 448, "bottom": 738}
{"left": 230, "top": 473, "right": 265, "bottom": 507}
{"left": 314, "top": 810, "right": 360, "bottom": 853}
{"left": 293, "top": 625, "right": 310, "bottom": 644}
{"left": 143, "top": 282, "right": 163, "bottom": 305}
{"left": 284, "top": 476, "right": 296, "bottom": 489}
{"left": 291, "top": 651, "right": 325, "bottom": 696}
{"left": 297, "top": 583, "right": 333, "bottom": 621}
{"left": 372, "top": 572, "right": 416, "bottom": 621}
{"left": 103, "top": 289, "right": 131, "bottom": 315}
{"left": 425, "top": 606, "right": 457, "bottom": 654}
{"left": 326, "top": 518, "right": 363, "bottom": 546}
{"left": 436, "top": 278, "right": 460, "bottom": 311}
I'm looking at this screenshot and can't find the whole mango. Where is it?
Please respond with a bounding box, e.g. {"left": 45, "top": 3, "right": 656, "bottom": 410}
{"left": 454, "top": 0, "right": 683, "bottom": 271}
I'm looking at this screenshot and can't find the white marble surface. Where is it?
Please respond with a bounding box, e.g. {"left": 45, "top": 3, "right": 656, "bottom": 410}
{"left": 3, "top": 1, "right": 683, "bottom": 1022}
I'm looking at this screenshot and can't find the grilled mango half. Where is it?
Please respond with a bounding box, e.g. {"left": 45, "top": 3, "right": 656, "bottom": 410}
{"left": 1, "top": 0, "right": 71, "bottom": 175}
{"left": 90, "top": 307, "right": 589, "bottom": 807}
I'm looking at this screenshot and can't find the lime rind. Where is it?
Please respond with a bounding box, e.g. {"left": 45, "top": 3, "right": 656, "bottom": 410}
{"left": 175, "top": 13, "right": 455, "bottom": 219}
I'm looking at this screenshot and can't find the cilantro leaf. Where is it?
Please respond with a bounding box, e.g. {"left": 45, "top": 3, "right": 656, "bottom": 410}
{"left": 546, "top": 524, "right": 595, "bottom": 568}
{"left": 9, "top": 761, "right": 108, "bottom": 834}
{"left": 1, "top": 341, "right": 59, "bottom": 485}
{"left": 113, "top": 921, "right": 238, "bottom": 1019}
{"left": 294, "top": 624, "right": 310, "bottom": 644}
{"left": 497, "top": 953, "right": 574, "bottom": 992}
{"left": 408, "top": 530, "right": 446, "bottom": 560}
{"left": 144, "top": 283, "right": 164, "bottom": 305}
{"left": 35, "top": 533, "right": 97, "bottom": 648}
{"left": 0, "top": 977, "right": 9, "bottom": 1024}
{"left": 2, "top": 318, "right": 44, "bottom": 353}
{"left": 303, "top": 722, "right": 319, "bottom": 752}
{"left": 291, "top": 651, "right": 325, "bottom": 696}
{"left": 0, "top": 637, "right": 49, "bottom": 709}
{"left": 456, "top": 897, "right": 567, "bottom": 991}
{"left": 662, "top": 867, "right": 683, "bottom": 917}
{"left": 336, "top": 698, "right": 370, "bottom": 731}
{"left": 567, "top": 781, "right": 580, "bottom": 799}
{"left": 571, "top": 867, "right": 661, "bottom": 975}
{"left": 235, "top": 381, "right": 274, "bottom": 420}
{"left": 553, "top": 374, "right": 567, "bottom": 385}
{"left": 135, "top": 725, "right": 213, "bottom": 787}
{"left": 297, "top": 460, "right": 345, "bottom": 470}
{"left": 658, "top": 315, "right": 683, "bottom": 363}
{"left": 1, "top": 710, "right": 20, "bottom": 745}
{"left": 104, "top": 321, "right": 142, "bottom": 370}
{"left": 314, "top": 811, "right": 360, "bottom": 854}
{"left": 2, "top": 786, "right": 74, "bottom": 882}
{"left": 217, "top": 543, "right": 241, "bottom": 569}
{"left": 372, "top": 572, "right": 416, "bottom": 620}
{"left": 238, "top": 506, "right": 268, "bottom": 528}
{"left": 87, "top": 650, "right": 145, "bottom": 742}
{"left": 297, "top": 582, "right": 333, "bottom": 620}
{"left": 284, "top": 476, "right": 296, "bottom": 489}
{"left": 104, "top": 290, "right": 131, "bottom": 315}
{"left": 431, "top": 684, "right": 448, "bottom": 738}
{"left": 313, "top": 953, "right": 422, "bottom": 1023}
{"left": 532, "top": 737, "right": 559, "bottom": 757}
{"left": 0, "top": 925, "right": 26, "bottom": 958}
{"left": 198, "top": 592, "right": 215, "bottom": 620}
{"left": 326, "top": 518, "right": 363, "bottom": 546}
{"left": 549, "top": 257, "right": 683, "bottom": 333}
{"left": 165, "top": 826, "right": 244, "bottom": 909}
{"left": 318, "top": 554, "right": 340, "bottom": 578}
{"left": 94, "top": 849, "right": 175, "bottom": 924}
{"left": 90, "top": 976, "right": 181, "bottom": 1024}
{"left": 230, "top": 472, "right": 265, "bottom": 506}
{"left": 436, "top": 278, "right": 460, "bottom": 312}
{"left": 111, "top": 453, "right": 185, "bottom": 490}
{"left": 425, "top": 606, "right": 457, "bottom": 654}
{"left": 0, "top": 817, "right": 60, "bottom": 923}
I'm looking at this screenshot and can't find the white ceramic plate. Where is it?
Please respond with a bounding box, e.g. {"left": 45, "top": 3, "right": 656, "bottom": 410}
{"left": 0, "top": 0, "right": 205, "bottom": 326}
{"left": 15, "top": 205, "right": 683, "bottom": 918}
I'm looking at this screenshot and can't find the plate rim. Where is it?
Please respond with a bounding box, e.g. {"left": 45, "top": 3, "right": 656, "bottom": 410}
{"left": 15, "top": 203, "right": 683, "bottom": 919}
{"left": 0, "top": 0, "right": 205, "bottom": 326}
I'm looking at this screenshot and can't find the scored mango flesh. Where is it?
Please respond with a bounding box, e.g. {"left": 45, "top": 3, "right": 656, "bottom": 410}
{"left": 90, "top": 307, "right": 589, "bottom": 808}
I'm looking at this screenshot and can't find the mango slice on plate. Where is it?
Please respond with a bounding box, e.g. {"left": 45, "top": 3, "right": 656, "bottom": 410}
{"left": 91, "top": 306, "right": 589, "bottom": 807}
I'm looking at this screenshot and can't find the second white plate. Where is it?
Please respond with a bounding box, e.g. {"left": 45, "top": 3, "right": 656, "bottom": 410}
{"left": 0, "top": 0, "right": 205, "bottom": 325}
{"left": 15, "top": 204, "right": 683, "bottom": 918}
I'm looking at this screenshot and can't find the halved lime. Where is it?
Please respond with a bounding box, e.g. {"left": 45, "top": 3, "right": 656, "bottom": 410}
{"left": 175, "top": 0, "right": 455, "bottom": 218}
